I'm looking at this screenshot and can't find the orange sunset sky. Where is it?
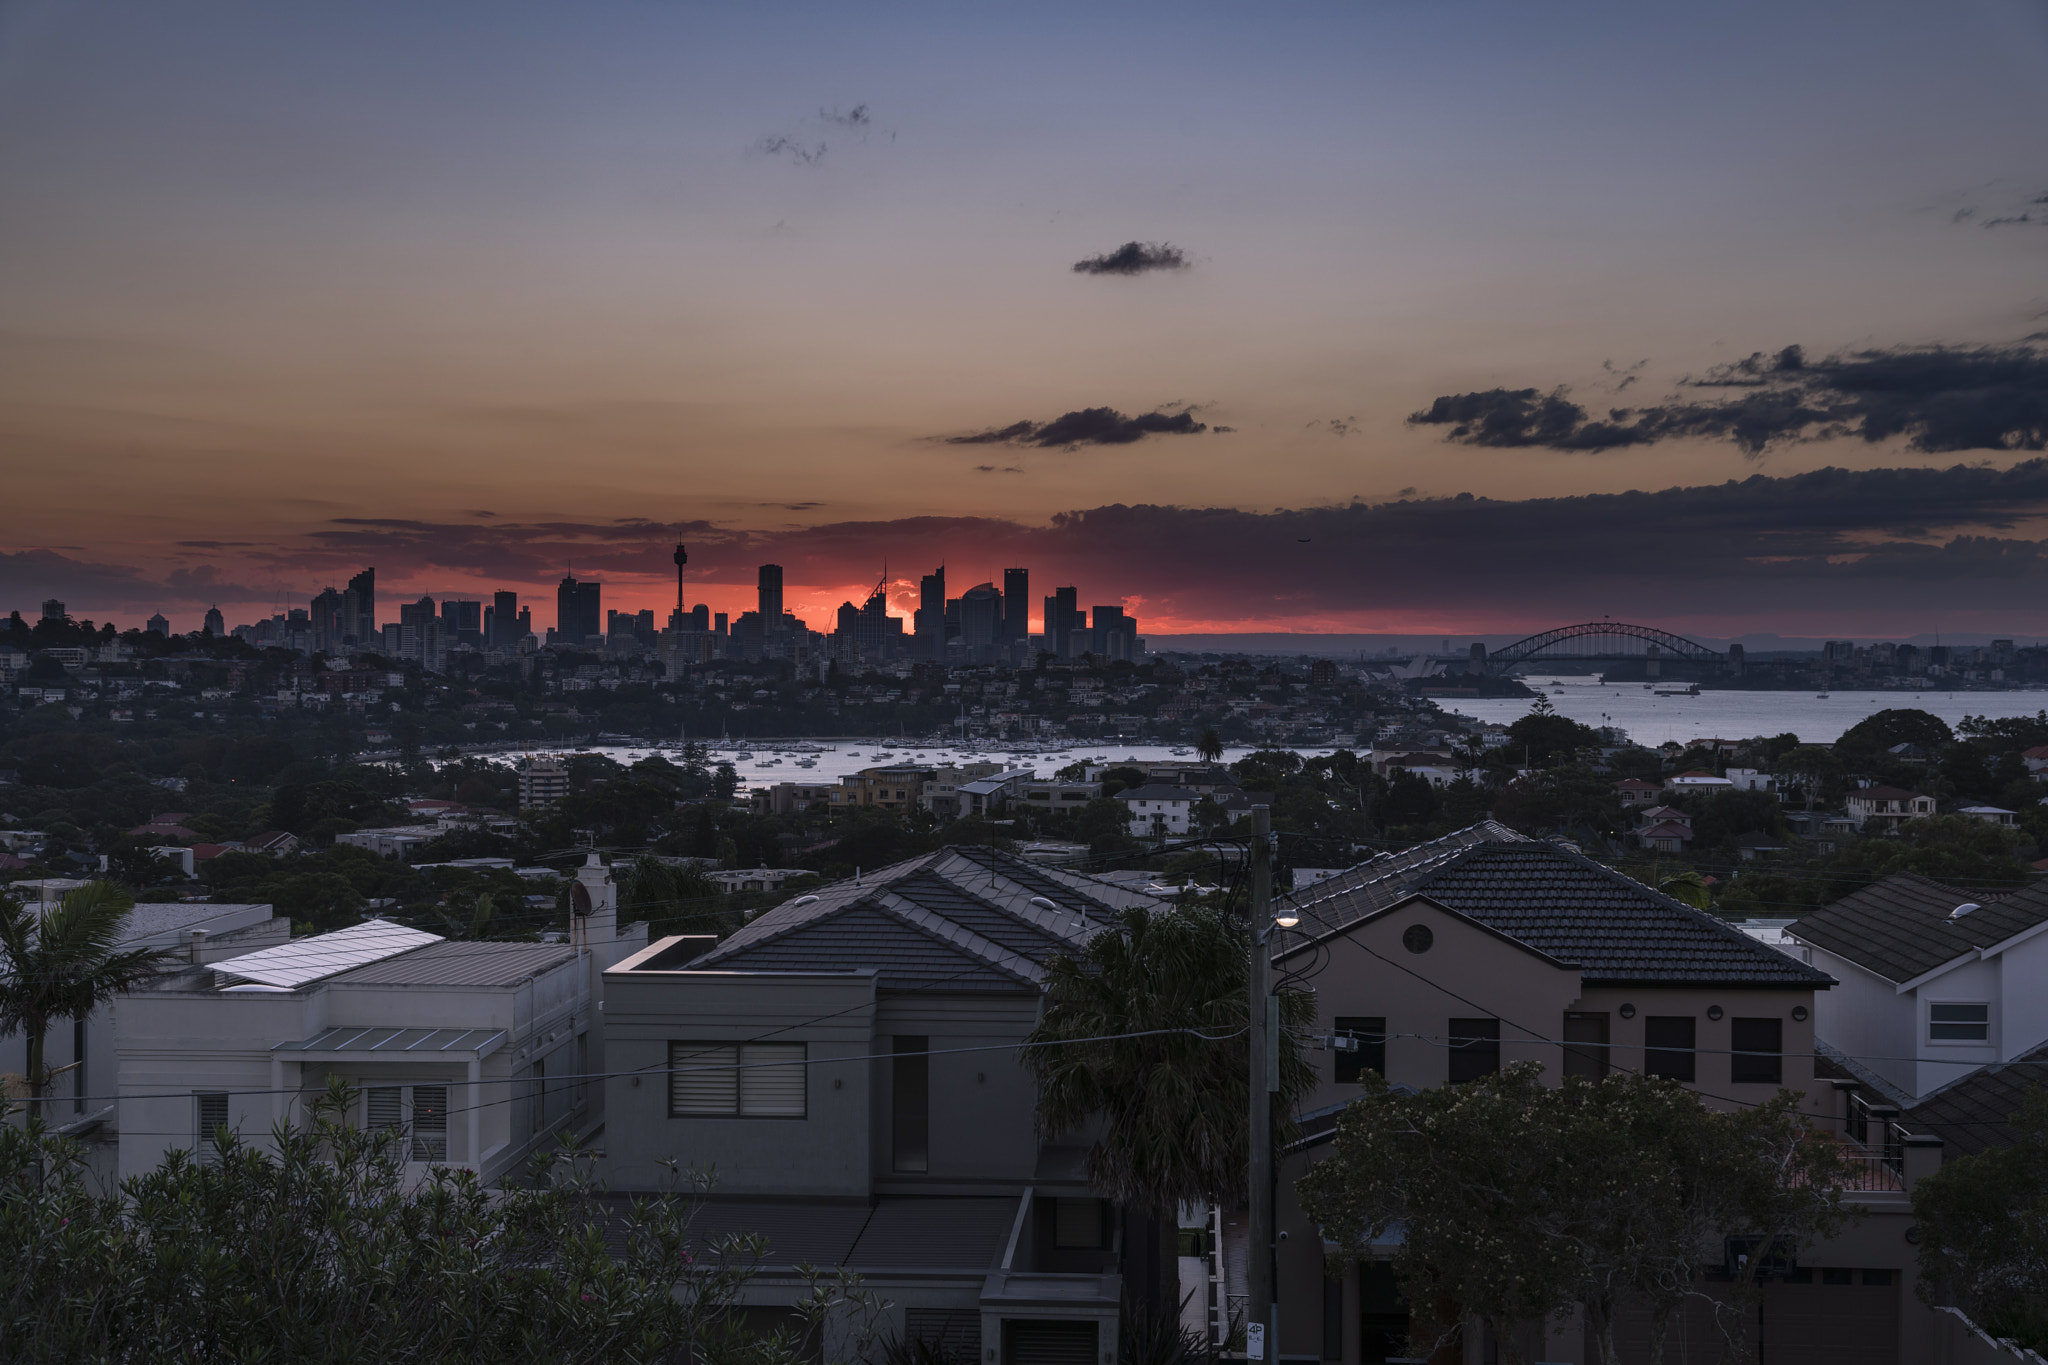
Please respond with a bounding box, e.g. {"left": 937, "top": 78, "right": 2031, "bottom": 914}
{"left": 5, "top": 1, "right": 2048, "bottom": 640}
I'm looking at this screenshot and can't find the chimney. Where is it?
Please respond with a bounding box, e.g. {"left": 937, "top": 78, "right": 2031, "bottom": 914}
{"left": 189, "top": 928, "right": 207, "bottom": 963}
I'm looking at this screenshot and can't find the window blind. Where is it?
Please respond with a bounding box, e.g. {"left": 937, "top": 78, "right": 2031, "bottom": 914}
{"left": 366, "top": 1086, "right": 402, "bottom": 1133}
{"left": 196, "top": 1092, "right": 229, "bottom": 1165}
{"left": 410, "top": 1085, "right": 448, "bottom": 1161}
{"left": 669, "top": 1042, "right": 806, "bottom": 1117}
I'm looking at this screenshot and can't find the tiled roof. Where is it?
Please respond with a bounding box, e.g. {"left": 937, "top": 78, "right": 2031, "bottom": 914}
{"left": 683, "top": 846, "right": 1163, "bottom": 993}
{"left": 1906, "top": 1042, "right": 2048, "bottom": 1157}
{"left": 1276, "top": 824, "right": 1833, "bottom": 988}
{"left": 1790, "top": 873, "right": 2048, "bottom": 984}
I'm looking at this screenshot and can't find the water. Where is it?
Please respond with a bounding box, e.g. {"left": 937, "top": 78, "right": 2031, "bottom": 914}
{"left": 1447, "top": 676, "right": 2048, "bottom": 747}
{"left": 495, "top": 741, "right": 1342, "bottom": 792}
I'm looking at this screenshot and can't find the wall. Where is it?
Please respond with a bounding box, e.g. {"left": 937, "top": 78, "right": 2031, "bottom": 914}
{"left": 1809, "top": 946, "right": 1918, "bottom": 1098}
{"left": 872, "top": 993, "right": 1045, "bottom": 1190}
{"left": 601, "top": 953, "right": 878, "bottom": 1195}
{"left": 1914, "top": 955, "right": 2002, "bottom": 1098}
{"left": 1569, "top": 984, "right": 1822, "bottom": 1114}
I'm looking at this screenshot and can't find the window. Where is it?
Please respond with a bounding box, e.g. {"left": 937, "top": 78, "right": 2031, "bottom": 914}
{"left": 195, "top": 1092, "right": 229, "bottom": 1165}
{"left": 1053, "top": 1197, "right": 1106, "bottom": 1248}
{"left": 1930, "top": 1003, "right": 1990, "bottom": 1042}
{"left": 1447, "top": 1018, "right": 1500, "bottom": 1084}
{"left": 1821, "top": 1267, "right": 1854, "bottom": 1286}
{"left": 1645, "top": 1016, "right": 1696, "bottom": 1082}
{"left": 531, "top": 1058, "right": 548, "bottom": 1136}
{"left": 410, "top": 1085, "right": 448, "bottom": 1162}
{"left": 1730, "top": 1017, "right": 1783, "bottom": 1085}
{"left": 366, "top": 1086, "right": 403, "bottom": 1139}
{"left": 1333, "top": 1016, "right": 1386, "bottom": 1083}
{"left": 892, "top": 1036, "right": 930, "bottom": 1172}
{"left": 667, "top": 1042, "right": 808, "bottom": 1117}
{"left": 1563, "top": 1012, "right": 1609, "bottom": 1080}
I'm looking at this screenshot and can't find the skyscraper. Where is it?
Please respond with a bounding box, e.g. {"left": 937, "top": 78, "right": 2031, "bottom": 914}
{"left": 346, "top": 567, "right": 376, "bottom": 646}
{"left": 1002, "top": 567, "right": 1029, "bottom": 643}
{"left": 1044, "top": 587, "right": 1080, "bottom": 659}
{"left": 556, "top": 574, "right": 601, "bottom": 646}
{"left": 442, "top": 599, "right": 483, "bottom": 645}
{"left": 915, "top": 565, "right": 946, "bottom": 660}
{"left": 202, "top": 605, "right": 225, "bottom": 636}
{"left": 959, "top": 583, "right": 1003, "bottom": 661}
{"left": 757, "top": 564, "right": 784, "bottom": 632}
{"left": 310, "top": 587, "right": 348, "bottom": 655}
{"left": 491, "top": 591, "right": 519, "bottom": 646}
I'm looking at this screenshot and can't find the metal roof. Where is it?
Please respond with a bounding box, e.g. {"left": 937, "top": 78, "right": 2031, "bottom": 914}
{"left": 211, "top": 919, "right": 443, "bottom": 988}
{"left": 328, "top": 939, "right": 577, "bottom": 988}
{"left": 272, "top": 1025, "right": 506, "bottom": 1057}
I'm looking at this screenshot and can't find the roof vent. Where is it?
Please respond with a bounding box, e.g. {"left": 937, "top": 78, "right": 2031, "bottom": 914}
{"left": 1949, "top": 902, "right": 1981, "bottom": 921}
{"left": 788, "top": 895, "right": 820, "bottom": 908}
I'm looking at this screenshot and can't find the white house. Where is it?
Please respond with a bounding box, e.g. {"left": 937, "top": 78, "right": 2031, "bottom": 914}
{"left": 1957, "top": 805, "right": 2018, "bottom": 827}
{"left": 113, "top": 857, "right": 645, "bottom": 1183}
{"left": 1115, "top": 784, "right": 1198, "bottom": 837}
{"left": 1844, "top": 786, "right": 1936, "bottom": 833}
{"left": 1790, "top": 873, "right": 2048, "bottom": 1101}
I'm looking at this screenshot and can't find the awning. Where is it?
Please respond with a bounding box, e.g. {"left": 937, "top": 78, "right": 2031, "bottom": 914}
{"left": 271, "top": 1025, "right": 506, "bottom": 1060}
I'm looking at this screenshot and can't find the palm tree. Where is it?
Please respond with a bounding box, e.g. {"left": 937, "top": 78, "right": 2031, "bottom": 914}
{"left": 1023, "top": 905, "right": 1317, "bottom": 1315}
{"left": 1195, "top": 729, "right": 1224, "bottom": 764}
{"left": 0, "top": 882, "right": 175, "bottom": 1116}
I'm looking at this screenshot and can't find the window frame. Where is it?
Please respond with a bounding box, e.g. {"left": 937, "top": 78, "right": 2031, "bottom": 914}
{"left": 1928, "top": 1001, "right": 1991, "bottom": 1045}
{"left": 1562, "top": 1011, "right": 1610, "bottom": 1080}
{"left": 1644, "top": 1015, "right": 1697, "bottom": 1082}
{"left": 667, "top": 1041, "right": 809, "bottom": 1119}
{"left": 892, "top": 1036, "right": 930, "bottom": 1173}
{"left": 1446, "top": 1017, "right": 1500, "bottom": 1085}
{"left": 1729, "top": 1017, "right": 1783, "bottom": 1085}
{"left": 1332, "top": 1016, "right": 1386, "bottom": 1083}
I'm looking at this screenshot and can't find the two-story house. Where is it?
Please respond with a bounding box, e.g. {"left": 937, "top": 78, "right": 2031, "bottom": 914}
{"left": 1788, "top": 872, "right": 2048, "bottom": 1104}
{"left": 1262, "top": 824, "right": 1937, "bottom": 1365}
{"left": 1844, "top": 785, "right": 1935, "bottom": 833}
{"left": 114, "top": 856, "right": 644, "bottom": 1184}
{"left": 1114, "top": 784, "right": 1197, "bottom": 837}
{"left": 601, "top": 846, "right": 1168, "bottom": 1365}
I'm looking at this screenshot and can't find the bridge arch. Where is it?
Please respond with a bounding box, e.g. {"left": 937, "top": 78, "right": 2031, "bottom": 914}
{"left": 1484, "top": 622, "right": 1726, "bottom": 670}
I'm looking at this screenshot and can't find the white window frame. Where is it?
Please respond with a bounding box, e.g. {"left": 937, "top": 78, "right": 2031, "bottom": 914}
{"left": 1927, "top": 1001, "right": 1992, "bottom": 1046}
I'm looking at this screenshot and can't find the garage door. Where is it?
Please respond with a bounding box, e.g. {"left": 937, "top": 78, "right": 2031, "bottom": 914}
{"left": 1005, "top": 1320, "right": 1099, "bottom": 1365}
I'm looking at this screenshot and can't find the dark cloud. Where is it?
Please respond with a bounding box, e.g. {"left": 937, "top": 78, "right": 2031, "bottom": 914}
{"left": 945, "top": 406, "right": 1207, "bottom": 448}
{"left": 1212, "top": 426, "right": 1236, "bottom": 434}
{"left": 821, "top": 104, "right": 870, "bottom": 127}
{"left": 176, "top": 540, "right": 256, "bottom": 550}
{"left": 1412, "top": 343, "right": 2048, "bottom": 456}
{"left": 752, "top": 135, "right": 827, "bottom": 166}
{"left": 973, "top": 465, "right": 1025, "bottom": 474}
{"left": 1071, "top": 241, "right": 1189, "bottom": 276}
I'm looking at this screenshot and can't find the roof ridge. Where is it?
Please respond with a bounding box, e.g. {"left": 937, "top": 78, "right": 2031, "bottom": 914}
{"left": 866, "top": 892, "right": 1041, "bottom": 986}
{"left": 691, "top": 894, "right": 880, "bottom": 967}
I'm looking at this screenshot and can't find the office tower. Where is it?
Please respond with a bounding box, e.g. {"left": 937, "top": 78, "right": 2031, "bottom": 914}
{"left": 1002, "top": 568, "right": 1029, "bottom": 643}
{"left": 310, "top": 587, "right": 347, "bottom": 655}
{"left": 959, "top": 583, "right": 1003, "bottom": 661}
{"left": 488, "top": 591, "right": 518, "bottom": 646}
{"left": 714, "top": 612, "right": 728, "bottom": 636}
{"left": 442, "top": 599, "right": 483, "bottom": 646}
{"left": 203, "top": 605, "right": 225, "bottom": 636}
{"left": 41, "top": 599, "right": 65, "bottom": 621}
{"left": 347, "top": 567, "right": 376, "bottom": 645}
{"left": 688, "top": 603, "right": 709, "bottom": 631}
{"left": 381, "top": 622, "right": 402, "bottom": 655}
{"left": 516, "top": 606, "right": 532, "bottom": 641}
{"left": 1090, "top": 605, "right": 1137, "bottom": 662}
{"left": 757, "top": 564, "right": 784, "bottom": 632}
{"left": 399, "top": 597, "right": 446, "bottom": 671}
{"left": 557, "top": 574, "right": 602, "bottom": 646}
{"left": 1044, "top": 587, "right": 1080, "bottom": 659}
{"left": 146, "top": 612, "right": 169, "bottom": 636}
{"left": 915, "top": 565, "right": 946, "bottom": 660}
{"left": 635, "top": 609, "right": 656, "bottom": 643}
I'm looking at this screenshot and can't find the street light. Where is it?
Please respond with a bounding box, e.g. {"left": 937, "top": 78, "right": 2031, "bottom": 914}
{"left": 1273, "top": 903, "right": 1299, "bottom": 929}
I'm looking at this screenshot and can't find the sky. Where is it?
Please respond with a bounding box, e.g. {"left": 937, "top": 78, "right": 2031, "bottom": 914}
{"left": 4, "top": 0, "right": 2048, "bottom": 640}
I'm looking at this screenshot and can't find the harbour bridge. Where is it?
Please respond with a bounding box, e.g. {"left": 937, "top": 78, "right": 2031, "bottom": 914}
{"left": 1434, "top": 622, "right": 1738, "bottom": 678}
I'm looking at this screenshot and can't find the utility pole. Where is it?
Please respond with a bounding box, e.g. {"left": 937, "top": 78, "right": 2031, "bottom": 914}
{"left": 1246, "top": 804, "right": 1277, "bottom": 1364}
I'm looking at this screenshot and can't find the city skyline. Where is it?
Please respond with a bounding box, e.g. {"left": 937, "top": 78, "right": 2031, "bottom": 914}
{"left": 4, "top": 2, "right": 2048, "bottom": 636}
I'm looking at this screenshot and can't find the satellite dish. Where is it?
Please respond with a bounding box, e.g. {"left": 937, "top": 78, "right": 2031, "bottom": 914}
{"left": 571, "top": 883, "right": 592, "bottom": 918}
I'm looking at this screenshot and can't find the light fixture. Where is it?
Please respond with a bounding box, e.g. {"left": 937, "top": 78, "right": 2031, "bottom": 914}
{"left": 1273, "top": 905, "right": 1300, "bottom": 929}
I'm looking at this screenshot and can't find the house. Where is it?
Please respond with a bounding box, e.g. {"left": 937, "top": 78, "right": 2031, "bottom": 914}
{"left": 955, "top": 768, "right": 1038, "bottom": 820}
{"left": 2023, "top": 744, "right": 2048, "bottom": 779}
{"left": 1844, "top": 785, "right": 1936, "bottom": 832}
{"left": 1957, "top": 805, "right": 2018, "bottom": 827}
{"left": 601, "top": 846, "right": 1170, "bottom": 1358}
{"left": 1724, "top": 767, "right": 1776, "bottom": 793}
{"left": 1790, "top": 872, "right": 2048, "bottom": 1102}
{"left": 116, "top": 857, "right": 644, "bottom": 1184}
{"left": 1784, "top": 808, "right": 1860, "bottom": 853}
{"left": 1664, "top": 768, "right": 1733, "bottom": 793}
{"left": 1614, "top": 778, "right": 1662, "bottom": 809}
{"left": 1265, "top": 825, "right": 1942, "bottom": 1363}
{"left": 1733, "top": 830, "right": 1787, "bottom": 862}
{"left": 334, "top": 826, "right": 437, "bottom": 859}
{"left": 706, "top": 866, "right": 801, "bottom": 894}
{"left": 0, "top": 901, "right": 285, "bottom": 1132}
{"left": 1115, "top": 784, "right": 1197, "bottom": 837}
{"left": 1015, "top": 779, "right": 1103, "bottom": 816}
{"left": 240, "top": 829, "right": 300, "bottom": 856}
{"left": 1632, "top": 804, "right": 1692, "bottom": 852}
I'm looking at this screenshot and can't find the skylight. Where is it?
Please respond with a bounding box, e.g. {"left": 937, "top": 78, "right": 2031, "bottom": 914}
{"left": 211, "top": 920, "right": 443, "bottom": 989}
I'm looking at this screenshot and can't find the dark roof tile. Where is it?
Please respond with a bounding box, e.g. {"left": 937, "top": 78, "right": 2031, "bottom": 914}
{"left": 1791, "top": 873, "right": 2046, "bottom": 984}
